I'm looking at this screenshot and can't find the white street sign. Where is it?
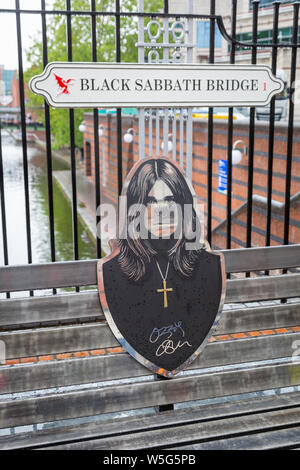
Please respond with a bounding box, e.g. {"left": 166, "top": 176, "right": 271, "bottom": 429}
{"left": 0, "top": 95, "right": 13, "bottom": 106}
{"left": 30, "top": 62, "right": 284, "bottom": 108}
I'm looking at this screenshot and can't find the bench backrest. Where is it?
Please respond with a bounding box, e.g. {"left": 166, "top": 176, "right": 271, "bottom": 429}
{"left": 0, "top": 245, "right": 299, "bottom": 430}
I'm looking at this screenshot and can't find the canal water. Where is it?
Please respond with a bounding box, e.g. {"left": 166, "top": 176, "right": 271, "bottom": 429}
{"left": 0, "top": 132, "right": 96, "bottom": 268}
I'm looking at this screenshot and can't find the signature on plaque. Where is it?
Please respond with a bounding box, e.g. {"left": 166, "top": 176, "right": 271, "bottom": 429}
{"left": 149, "top": 321, "right": 192, "bottom": 357}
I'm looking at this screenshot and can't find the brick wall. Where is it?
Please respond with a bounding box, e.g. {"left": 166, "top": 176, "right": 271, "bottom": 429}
{"left": 83, "top": 113, "right": 300, "bottom": 249}
{"left": 10, "top": 73, "right": 20, "bottom": 108}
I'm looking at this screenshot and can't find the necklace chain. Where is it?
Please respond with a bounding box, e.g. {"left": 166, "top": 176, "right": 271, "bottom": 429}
{"left": 156, "top": 259, "right": 170, "bottom": 282}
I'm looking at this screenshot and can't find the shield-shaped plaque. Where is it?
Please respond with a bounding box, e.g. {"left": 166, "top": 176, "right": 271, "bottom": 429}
{"left": 97, "top": 157, "right": 226, "bottom": 377}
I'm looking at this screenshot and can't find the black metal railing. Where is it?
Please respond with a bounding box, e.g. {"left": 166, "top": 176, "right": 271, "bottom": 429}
{"left": 0, "top": 0, "right": 299, "bottom": 294}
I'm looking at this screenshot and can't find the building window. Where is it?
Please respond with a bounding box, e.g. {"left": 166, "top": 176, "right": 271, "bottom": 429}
{"left": 233, "top": 26, "right": 300, "bottom": 50}
{"left": 250, "top": 0, "right": 296, "bottom": 8}
{"left": 197, "top": 21, "right": 222, "bottom": 48}
{"left": 1, "top": 69, "right": 15, "bottom": 96}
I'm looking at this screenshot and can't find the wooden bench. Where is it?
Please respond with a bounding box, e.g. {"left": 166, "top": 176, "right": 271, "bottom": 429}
{"left": 0, "top": 244, "right": 300, "bottom": 450}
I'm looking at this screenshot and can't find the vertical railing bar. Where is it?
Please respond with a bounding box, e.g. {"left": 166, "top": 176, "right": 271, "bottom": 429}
{"left": 102, "top": 140, "right": 106, "bottom": 187}
{"left": 115, "top": 0, "right": 123, "bottom": 194}
{"left": 148, "top": 8, "right": 160, "bottom": 159}
{"left": 163, "top": 107, "right": 169, "bottom": 157}
{"left": 246, "top": 0, "right": 258, "bottom": 249}
{"left": 91, "top": 0, "right": 101, "bottom": 259}
{"left": 265, "top": 2, "right": 279, "bottom": 276}
{"left": 186, "top": 110, "right": 192, "bottom": 180}
{"left": 66, "top": 0, "right": 79, "bottom": 294}
{"left": 15, "top": 0, "right": 33, "bottom": 296}
{"left": 41, "top": 0, "right": 56, "bottom": 295}
{"left": 162, "top": 7, "right": 169, "bottom": 157}
{"left": 0, "top": 121, "right": 10, "bottom": 298}
{"left": 207, "top": 0, "right": 215, "bottom": 246}
{"left": 179, "top": 109, "right": 184, "bottom": 168}
{"left": 226, "top": 0, "right": 237, "bottom": 254}
{"left": 185, "top": 0, "right": 193, "bottom": 181}
{"left": 156, "top": 111, "right": 160, "bottom": 155}
{"left": 172, "top": 114, "right": 176, "bottom": 161}
{"left": 157, "top": 0, "right": 174, "bottom": 414}
{"left": 283, "top": 2, "right": 299, "bottom": 248}
{"left": 246, "top": 0, "right": 258, "bottom": 278}
{"left": 138, "top": 0, "right": 145, "bottom": 160}
{"left": 149, "top": 110, "right": 153, "bottom": 157}
{"left": 139, "top": 111, "right": 145, "bottom": 159}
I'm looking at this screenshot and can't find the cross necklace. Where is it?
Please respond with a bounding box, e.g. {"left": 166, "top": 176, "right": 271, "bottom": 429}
{"left": 156, "top": 259, "right": 173, "bottom": 308}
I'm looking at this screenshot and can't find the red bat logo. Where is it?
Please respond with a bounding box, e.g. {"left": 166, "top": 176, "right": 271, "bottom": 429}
{"left": 54, "top": 73, "right": 74, "bottom": 95}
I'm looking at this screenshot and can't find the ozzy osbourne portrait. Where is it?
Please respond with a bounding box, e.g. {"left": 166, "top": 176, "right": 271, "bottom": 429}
{"left": 97, "top": 156, "right": 225, "bottom": 377}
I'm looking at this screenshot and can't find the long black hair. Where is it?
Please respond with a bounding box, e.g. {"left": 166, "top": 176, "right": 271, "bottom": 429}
{"left": 118, "top": 158, "right": 203, "bottom": 281}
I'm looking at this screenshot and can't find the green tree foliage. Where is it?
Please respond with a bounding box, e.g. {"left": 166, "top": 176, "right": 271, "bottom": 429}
{"left": 25, "top": 0, "right": 163, "bottom": 149}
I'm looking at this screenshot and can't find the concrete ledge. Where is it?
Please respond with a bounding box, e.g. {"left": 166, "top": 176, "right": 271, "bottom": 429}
{"left": 53, "top": 171, "right": 110, "bottom": 256}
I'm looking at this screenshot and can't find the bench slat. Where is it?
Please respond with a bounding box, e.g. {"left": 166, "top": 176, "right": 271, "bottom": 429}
{"left": 218, "top": 302, "right": 300, "bottom": 334}
{"left": 0, "top": 322, "right": 118, "bottom": 359}
{"left": 1, "top": 296, "right": 299, "bottom": 359}
{"left": 1, "top": 245, "right": 300, "bottom": 293}
{"left": 0, "top": 361, "right": 299, "bottom": 429}
{"left": 0, "top": 333, "right": 299, "bottom": 394}
{"left": 174, "top": 427, "right": 300, "bottom": 450}
{"left": 0, "top": 246, "right": 299, "bottom": 447}
{"left": 0, "top": 291, "right": 102, "bottom": 327}
{"left": 1, "top": 274, "right": 300, "bottom": 331}
{"left": 222, "top": 244, "right": 300, "bottom": 273}
{"left": 1, "top": 289, "right": 300, "bottom": 334}
{"left": 226, "top": 273, "right": 300, "bottom": 303}
{"left": 0, "top": 259, "right": 97, "bottom": 293}
{"left": 44, "top": 406, "right": 300, "bottom": 450}
{"left": 1, "top": 313, "right": 299, "bottom": 360}
{"left": 2, "top": 391, "right": 300, "bottom": 450}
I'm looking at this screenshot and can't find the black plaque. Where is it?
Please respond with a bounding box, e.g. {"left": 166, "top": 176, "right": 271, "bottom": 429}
{"left": 98, "top": 157, "right": 225, "bottom": 377}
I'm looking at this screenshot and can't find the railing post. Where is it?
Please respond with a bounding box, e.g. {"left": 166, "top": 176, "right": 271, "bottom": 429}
{"left": 138, "top": 0, "right": 145, "bottom": 160}
{"left": 265, "top": 1, "right": 280, "bottom": 252}
{"left": 91, "top": 0, "right": 101, "bottom": 259}
{"left": 207, "top": 0, "right": 216, "bottom": 246}
{"left": 66, "top": 0, "right": 79, "bottom": 267}
{"left": 246, "top": 0, "right": 259, "bottom": 252}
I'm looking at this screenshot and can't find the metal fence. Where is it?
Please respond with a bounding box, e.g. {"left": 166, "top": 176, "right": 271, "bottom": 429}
{"left": 0, "top": 0, "right": 300, "bottom": 291}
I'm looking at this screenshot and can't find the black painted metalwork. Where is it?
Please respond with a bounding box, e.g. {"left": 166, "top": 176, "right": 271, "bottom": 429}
{"left": 0, "top": 1, "right": 299, "bottom": 293}
{"left": 226, "top": 0, "right": 237, "bottom": 254}
{"left": 116, "top": 0, "right": 123, "bottom": 197}
{"left": 265, "top": 2, "right": 280, "bottom": 256}
{"left": 41, "top": 0, "right": 55, "bottom": 264}
{"left": 207, "top": 0, "right": 215, "bottom": 246}
{"left": 246, "top": 1, "right": 259, "bottom": 252}
{"left": 41, "top": 0, "right": 56, "bottom": 295}
{"left": 91, "top": 0, "right": 101, "bottom": 259}
{"left": 66, "top": 0, "right": 79, "bottom": 268}
{"left": 3, "top": 6, "right": 300, "bottom": 48}
{"left": 284, "top": 2, "right": 300, "bottom": 246}
{"left": 15, "top": 0, "right": 32, "bottom": 266}
{"left": 245, "top": 0, "right": 259, "bottom": 278}
{"left": 15, "top": 0, "right": 33, "bottom": 296}
{"left": 0, "top": 121, "right": 9, "bottom": 299}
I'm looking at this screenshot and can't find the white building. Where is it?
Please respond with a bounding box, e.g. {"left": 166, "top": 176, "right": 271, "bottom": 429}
{"left": 170, "top": 0, "right": 299, "bottom": 119}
